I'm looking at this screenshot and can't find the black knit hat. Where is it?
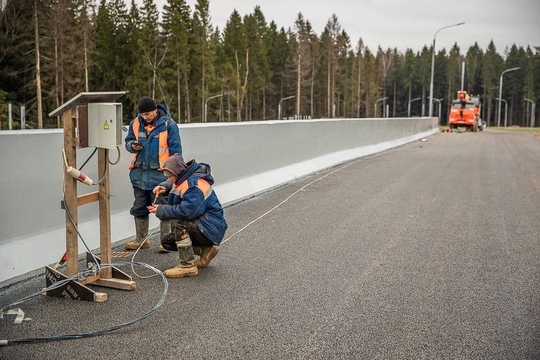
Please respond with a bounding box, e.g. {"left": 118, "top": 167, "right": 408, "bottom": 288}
{"left": 138, "top": 96, "right": 156, "bottom": 113}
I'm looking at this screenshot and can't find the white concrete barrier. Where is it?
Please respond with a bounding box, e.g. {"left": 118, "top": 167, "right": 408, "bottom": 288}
{"left": 0, "top": 117, "right": 437, "bottom": 286}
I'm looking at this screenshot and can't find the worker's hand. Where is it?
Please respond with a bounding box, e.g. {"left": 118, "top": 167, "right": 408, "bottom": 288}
{"left": 153, "top": 186, "right": 165, "bottom": 195}
{"left": 132, "top": 141, "right": 143, "bottom": 151}
{"left": 147, "top": 205, "right": 157, "bottom": 213}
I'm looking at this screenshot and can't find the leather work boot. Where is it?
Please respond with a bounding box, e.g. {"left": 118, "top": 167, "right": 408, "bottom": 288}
{"left": 124, "top": 239, "right": 150, "bottom": 250}
{"left": 194, "top": 246, "right": 219, "bottom": 268}
{"left": 125, "top": 217, "right": 150, "bottom": 250}
{"left": 163, "top": 265, "right": 198, "bottom": 278}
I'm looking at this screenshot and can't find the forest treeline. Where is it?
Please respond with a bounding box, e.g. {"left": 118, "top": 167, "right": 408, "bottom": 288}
{"left": 1, "top": 0, "right": 538, "bottom": 129}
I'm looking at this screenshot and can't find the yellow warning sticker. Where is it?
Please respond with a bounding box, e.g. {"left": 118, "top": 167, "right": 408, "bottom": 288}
{"left": 103, "top": 120, "right": 109, "bottom": 130}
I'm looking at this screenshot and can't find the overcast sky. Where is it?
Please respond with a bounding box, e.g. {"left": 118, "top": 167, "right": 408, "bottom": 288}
{"left": 133, "top": 0, "right": 539, "bottom": 53}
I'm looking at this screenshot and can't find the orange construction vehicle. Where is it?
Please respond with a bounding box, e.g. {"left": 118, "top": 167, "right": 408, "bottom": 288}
{"left": 448, "top": 91, "right": 484, "bottom": 131}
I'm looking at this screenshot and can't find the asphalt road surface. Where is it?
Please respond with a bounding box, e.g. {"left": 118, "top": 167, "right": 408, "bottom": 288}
{"left": 1, "top": 129, "right": 539, "bottom": 359}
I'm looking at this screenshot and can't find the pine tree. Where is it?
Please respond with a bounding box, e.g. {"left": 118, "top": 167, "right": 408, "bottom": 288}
{"left": 162, "top": 0, "right": 192, "bottom": 122}
{"left": 190, "top": 0, "right": 214, "bottom": 122}
{"left": 482, "top": 41, "right": 504, "bottom": 126}
{"left": 222, "top": 9, "right": 246, "bottom": 121}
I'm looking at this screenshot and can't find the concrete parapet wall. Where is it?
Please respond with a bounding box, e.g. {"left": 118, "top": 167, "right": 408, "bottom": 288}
{"left": 0, "top": 117, "right": 437, "bottom": 286}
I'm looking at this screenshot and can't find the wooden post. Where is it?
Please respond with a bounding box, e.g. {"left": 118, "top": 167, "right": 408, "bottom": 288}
{"left": 63, "top": 108, "right": 78, "bottom": 277}
{"left": 48, "top": 91, "right": 135, "bottom": 301}
{"left": 98, "top": 148, "right": 112, "bottom": 279}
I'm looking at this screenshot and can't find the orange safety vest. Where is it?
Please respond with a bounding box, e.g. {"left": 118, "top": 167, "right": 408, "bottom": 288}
{"left": 129, "top": 119, "right": 171, "bottom": 170}
{"left": 171, "top": 178, "right": 213, "bottom": 199}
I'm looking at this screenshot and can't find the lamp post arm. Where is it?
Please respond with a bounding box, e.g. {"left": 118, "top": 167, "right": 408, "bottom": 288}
{"left": 374, "top": 97, "right": 388, "bottom": 117}
{"left": 206, "top": 94, "right": 223, "bottom": 105}
{"left": 204, "top": 94, "right": 223, "bottom": 122}
{"left": 429, "top": 22, "right": 465, "bottom": 117}
{"left": 408, "top": 97, "right": 421, "bottom": 117}
{"left": 433, "top": 22, "right": 465, "bottom": 38}
{"left": 278, "top": 95, "right": 295, "bottom": 120}
{"left": 524, "top": 98, "right": 536, "bottom": 128}
{"left": 497, "top": 67, "right": 520, "bottom": 127}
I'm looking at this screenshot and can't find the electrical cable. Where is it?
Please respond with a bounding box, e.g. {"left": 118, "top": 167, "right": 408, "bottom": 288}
{"left": 62, "top": 145, "right": 121, "bottom": 186}
{"left": 94, "top": 148, "right": 109, "bottom": 185}
{"left": 94, "top": 146, "right": 121, "bottom": 183}
{"left": 62, "top": 148, "right": 94, "bottom": 185}
{"left": 79, "top": 148, "right": 97, "bottom": 170}
{"left": 59, "top": 145, "right": 121, "bottom": 270}
{"left": 128, "top": 227, "right": 161, "bottom": 279}
{"left": 2, "top": 146, "right": 360, "bottom": 346}
{"left": 0, "top": 261, "right": 168, "bottom": 346}
{"left": 108, "top": 145, "right": 121, "bottom": 165}
{"left": 1, "top": 274, "right": 80, "bottom": 311}
{"left": 0, "top": 145, "right": 167, "bottom": 346}
{"left": 62, "top": 193, "right": 102, "bottom": 274}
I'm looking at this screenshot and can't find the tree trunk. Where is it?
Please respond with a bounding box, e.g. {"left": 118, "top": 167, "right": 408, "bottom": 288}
{"left": 327, "top": 50, "right": 331, "bottom": 117}
{"left": 184, "top": 74, "right": 191, "bottom": 123}
{"left": 310, "top": 57, "right": 315, "bottom": 118}
{"left": 296, "top": 53, "right": 301, "bottom": 118}
{"left": 34, "top": 0, "right": 43, "bottom": 128}
{"left": 177, "top": 67, "right": 181, "bottom": 123}
{"left": 357, "top": 55, "right": 362, "bottom": 117}
{"left": 236, "top": 51, "right": 241, "bottom": 121}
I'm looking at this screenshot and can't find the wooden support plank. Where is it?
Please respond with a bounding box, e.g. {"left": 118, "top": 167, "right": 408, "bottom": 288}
{"left": 98, "top": 148, "right": 112, "bottom": 279}
{"left": 93, "top": 292, "right": 108, "bottom": 302}
{"left": 92, "top": 278, "right": 136, "bottom": 291}
{"left": 77, "top": 191, "right": 99, "bottom": 206}
{"left": 79, "top": 274, "right": 102, "bottom": 285}
{"left": 63, "top": 109, "right": 78, "bottom": 277}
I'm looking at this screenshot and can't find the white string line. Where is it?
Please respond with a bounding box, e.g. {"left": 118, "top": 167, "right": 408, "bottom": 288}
{"left": 130, "top": 228, "right": 160, "bottom": 279}
{"left": 221, "top": 158, "right": 363, "bottom": 244}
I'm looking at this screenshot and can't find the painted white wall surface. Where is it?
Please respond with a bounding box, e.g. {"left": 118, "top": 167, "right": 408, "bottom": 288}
{"left": 0, "top": 117, "right": 437, "bottom": 287}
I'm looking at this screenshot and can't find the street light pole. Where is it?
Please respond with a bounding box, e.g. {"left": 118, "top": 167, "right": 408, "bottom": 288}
{"left": 408, "top": 97, "right": 421, "bottom": 117}
{"left": 496, "top": 98, "right": 508, "bottom": 127}
{"left": 204, "top": 94, "right": 223, "bottom": 123}
{"left": 374, "top": 97, "right": 388, "bottom": 118}
{"left": 497, "top": 67, "right": 519, "bottom": 127}
{"left": 524, "top": 98, "right": 536, "bottom": 128}
{"left": 278, "top": 95, "right": 295, "bottom": 120}
{"left": 429, "top": 97, "right": 442, "bottom": 126}
{"left": 429, "top": 22, "right": 465, "bottom": 117}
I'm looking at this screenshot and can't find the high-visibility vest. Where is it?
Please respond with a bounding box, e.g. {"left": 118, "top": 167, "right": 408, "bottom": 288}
{"left": 171, "top": 178, "right": 213, "bottom": 199}
{"left": 129, "top": 119, "right": 170, "bottom": 170}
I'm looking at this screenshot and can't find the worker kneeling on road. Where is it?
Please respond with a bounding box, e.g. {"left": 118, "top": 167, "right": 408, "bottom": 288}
{"left": 147, "top": 154, "right": 228, "bottom": 278}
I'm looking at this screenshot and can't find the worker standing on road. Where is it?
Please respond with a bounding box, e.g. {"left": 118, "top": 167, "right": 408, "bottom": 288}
{"left": 148, "top": 154, "right": 228, "bottom": 278}
{"left": 124, "top": 96, "right": 183, "bottom": 252}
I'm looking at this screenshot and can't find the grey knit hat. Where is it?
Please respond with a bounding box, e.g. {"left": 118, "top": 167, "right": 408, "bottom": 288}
{"left": 163, "top": 154, "right": 187, "bottom": 177}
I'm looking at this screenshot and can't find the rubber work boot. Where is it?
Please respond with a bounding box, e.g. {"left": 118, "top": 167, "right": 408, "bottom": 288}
{"left": 193, "top": 246, "right": 219, "bottom": 268}
{"left": 158, "top": 220, "right": 173, "bottom": 253}
{"left": 124, "top": 217, "right": 150, "bottom": 250}
{"left": 193, "top": 246, "right": 203, "bottom": 256}
{"left": 163, "top": 235, "right": 198, "bottom": 278}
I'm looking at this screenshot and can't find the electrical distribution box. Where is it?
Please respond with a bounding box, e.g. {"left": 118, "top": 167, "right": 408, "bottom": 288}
{"left": 87, "top": 103, "right": 122, "bottom": 149}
